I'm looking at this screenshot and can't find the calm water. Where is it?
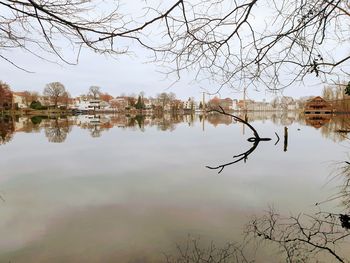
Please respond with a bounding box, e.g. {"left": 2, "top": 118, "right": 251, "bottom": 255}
{"left": 0, "top": 112, "right": 349, "bottom": 262}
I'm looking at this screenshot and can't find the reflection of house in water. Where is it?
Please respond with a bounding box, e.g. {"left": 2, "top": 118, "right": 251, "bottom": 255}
{"left": 305, "top": 115, "right": 331, "bottom": 129}
{"left": 304, "top": 96, "right": 333, "bottom": 114}
{"left": 76, "top": 115, "right": 111, "bottom": 125}
{"left": 206, "top": 114, "right": 233, "bottom": 126}
{"left": 74, "top": 115, "right": 113, "bottom": 138}
{"left": 304, "top": 97, "right": 333, "bottom": 129}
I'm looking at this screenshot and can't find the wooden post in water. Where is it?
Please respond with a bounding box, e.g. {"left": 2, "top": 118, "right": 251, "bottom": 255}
{"left": 284, "top": 126, "right": 288, "bottom": 152}
{"left": 202, "top": 114, "right": 205, "bottom": 132}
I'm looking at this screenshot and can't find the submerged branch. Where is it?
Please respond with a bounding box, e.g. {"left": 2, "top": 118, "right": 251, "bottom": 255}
{"left": 205, "top": 106, "right": 271, "bottom": 173}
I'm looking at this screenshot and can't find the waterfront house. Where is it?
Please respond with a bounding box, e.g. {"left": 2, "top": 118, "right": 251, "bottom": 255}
{"left": 304, "top": 96, "right": 333, "bottom": 114}
{"left": 207, "top": 97, "right": 233, "bottom": 111}
{"left": 12, "top": 92, "right": 28, "bottom": 109}
{"left": 75, "top": 98, "right": 101, "bottom": 111}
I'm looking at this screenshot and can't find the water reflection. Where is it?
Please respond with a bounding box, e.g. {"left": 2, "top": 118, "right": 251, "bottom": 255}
{"left": 245, "top": 207, "right": 350, "bottom": 263}
{"left": 165, "top": 236, "right": 249, "bottom": 263}
{"left": 0, "top": 115, "right": 15, "bottom": 145}
{"left": 1, "top": 111, "right": 350, "bottom": 262}
{"left": 245, "top": 154, "right": 350, "bottom": 262}
{"left": 1, "top": 112, "right": 350, "bottom": 146}
{"left": 205, "top": 108, "right": 274, "bottom": 173}
{"left": 166, "top": 208, "right": 350, "bottom": 263}
{"left": 168, "top": 159, "right": 350, "bottom": 263}
{"left": 44, "top": 118, "right": 72, "bottom": 143}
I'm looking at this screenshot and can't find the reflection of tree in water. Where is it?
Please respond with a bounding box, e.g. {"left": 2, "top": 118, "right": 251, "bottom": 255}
{"left": 44, "top": 118, "right": 71, "bottom": 143}
{"left": 143, "top": 114, "right": 181, "bottom": 132}
{"left": 242, "top": 158, "right": 350, "bottom": 262}
{"left": 157, "top": 117, "right": 176, "bottom": 132}
{"left": 337, "top": 163, "right": 350, "bottom": 211}
{"left": 319, "top": 115, "right": 350, "bottom": 142}
{"left": 0, "top": 116, "right": 15, "bottom": 145}
{"left": 167, "top": 206, "right": 350, "bottom": 262}
{"left": 165, "top": 236, "right": 250, "bottom": 263}
{"left": 189, "top": 121, "right": 350, "bottom": 261}
{"left": 127, "top": 115, "right": 145, "bottom": 132}
{"left": 321, "top": 161, "right": 350, "bottom": 212}
{"left": 21, "top": 116, "right": 46, "bottom": 133}
{"left": 90, "top": 125, "right": 102, "bottom": 138}
{"left": 248, "top": 157, "right": 350, "bottom": 262}
{"left": 245, "top": 208, "right": 350, "bottom": 263}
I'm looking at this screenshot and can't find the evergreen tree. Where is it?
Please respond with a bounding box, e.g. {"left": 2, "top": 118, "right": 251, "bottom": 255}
{"left": 346, "top": 82, "right": 350, "bottom": 96}
{"left": 135, "top": 96, "right": 144, "bottom": 109}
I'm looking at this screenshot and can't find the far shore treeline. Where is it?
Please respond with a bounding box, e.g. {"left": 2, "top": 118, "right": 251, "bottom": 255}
{"left": 1, "top": 80, "right": 350, "bottom": 115}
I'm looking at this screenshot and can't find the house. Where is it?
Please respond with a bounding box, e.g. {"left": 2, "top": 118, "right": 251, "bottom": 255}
{"left": 97, "top": 101, "right": 111, "bottom": 111}
{"left": 304, "top": 96, "right": 333, "bottom": 114}
{"left": 143, "top": 98, "right": 153, "bottom": 110}
{"left": 75, "top": 98, "right": 101, "bottom": 111}
{"left": 171, "top": 99, "right": 184, "bottom": 112}
{"left": 183, "top": 98, "right": 195, "bottom": 111}
{"left": 38, "top": 96, "right": 51, "bottom": 107}
{"left": 246, "top": 101, "right": 275, "bottom": 111}
{"left": 12, "top": 92, "right": 28, "bottom": 108}
{"left": 220, "top": 98, "right": 233, "bottom": 110}
{"left": 207, "top": 97, "right": 233, "bottom": 111}
{"left": 237, "top": 99, "right": 255, "bottom": 111}
{"left": 109, "top": 97, "right": 131, "bottom": 111}
{"left": 287, "top": 102, "right": 299, "bottom": 111}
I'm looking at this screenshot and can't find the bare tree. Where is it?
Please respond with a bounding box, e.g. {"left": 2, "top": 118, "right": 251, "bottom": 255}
{"left": 323, "top": 86, "right": 335, "bottom": 100}
{"left": 137, "top": 0, "right": 350, "bottom": 91}
{"left": 89, "top": 86, "right": 101, "bottom": 99}
{"left": 0, "top": 0, "right": 129, "bottom": 69}
{"left": 1, "top": 1, "right": 349, "bottom": 92}
{"left": 43, "top": 82, "right": 66, "bottom": 108}
{"left": 157, "top": 92, "right": 176, "bottom": 110}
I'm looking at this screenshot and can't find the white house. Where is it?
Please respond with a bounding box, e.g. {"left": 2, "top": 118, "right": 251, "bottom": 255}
{"left": 13, "top": 92, "right": 27, "bottom": 108}
{"left": 75, "top": 99, "right": 101, "bottom": 111}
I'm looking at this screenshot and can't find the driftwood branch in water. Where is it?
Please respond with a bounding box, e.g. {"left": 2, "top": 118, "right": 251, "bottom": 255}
{"left": 274, "top": 132, "right": 280, "bottom": 145}
{"left": 205, "top": 106, "right": 271, "bottom": 173}
{"left": 206, "top": 139, "right": 260, "bottom": 173}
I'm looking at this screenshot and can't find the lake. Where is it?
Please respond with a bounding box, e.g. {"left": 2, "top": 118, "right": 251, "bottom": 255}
{"left": 0, "top": 112, "right": 349, "bottom": 262}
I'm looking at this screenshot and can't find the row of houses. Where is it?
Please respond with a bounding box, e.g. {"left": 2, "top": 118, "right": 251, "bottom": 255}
{"left": 71, "top": 96, "right": 198, "bottom": 112}
{"left": 207, "top": 97, "right": 301, "bottom": 111}
{"left": 9, "top": 93, "right": 303, "bottom": 112}
{"left": 5, "top": 90, "right": 322, "bottom": 113}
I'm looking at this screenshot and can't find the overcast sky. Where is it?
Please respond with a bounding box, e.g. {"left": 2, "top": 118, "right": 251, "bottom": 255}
{"left": 1, "top": 45, "right": 326, "bottom": 102}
